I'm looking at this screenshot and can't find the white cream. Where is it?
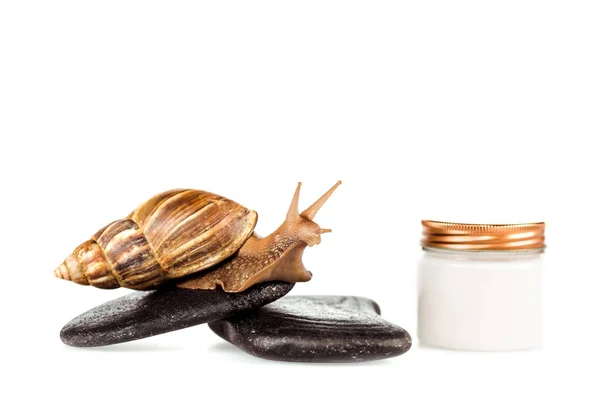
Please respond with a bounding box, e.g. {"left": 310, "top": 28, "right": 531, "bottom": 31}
{"left": 418, "top": 247, "right": 543, "bottom": 351}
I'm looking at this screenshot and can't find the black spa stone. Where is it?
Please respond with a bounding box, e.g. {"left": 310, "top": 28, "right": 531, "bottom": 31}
{"left": 209, "top": 296, "right": 412, "bottom": 362}
{"left": 60, "top": 282, "right": 294, "bottom": 347}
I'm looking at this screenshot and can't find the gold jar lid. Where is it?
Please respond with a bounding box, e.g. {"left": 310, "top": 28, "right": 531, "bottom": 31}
{"left": 421, "top": 220, "right": 546, "bottom": 251}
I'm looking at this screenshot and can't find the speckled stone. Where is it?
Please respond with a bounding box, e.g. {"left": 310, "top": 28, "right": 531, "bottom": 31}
{"left": 61, "top": 282, "right": 294, "bottom": 347}
{"left": 209, "top": 296, "right": 411, "bottom": 362}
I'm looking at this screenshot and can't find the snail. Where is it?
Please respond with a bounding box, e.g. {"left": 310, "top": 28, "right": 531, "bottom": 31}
{"left": 54, "top": 181, "right": 341, "bottom": 293}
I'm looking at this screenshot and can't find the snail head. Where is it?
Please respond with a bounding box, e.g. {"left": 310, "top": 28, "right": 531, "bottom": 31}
{"left": 284, "top": 181, "right": 341, "bottom": 247}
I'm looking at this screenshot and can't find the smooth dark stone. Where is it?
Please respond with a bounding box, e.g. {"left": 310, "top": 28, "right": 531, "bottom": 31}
{"left": 209, "top": 296, "right": 412, "bottom": 363}
{"left": 61, "top": 282, "right": 294, "bottom": 347}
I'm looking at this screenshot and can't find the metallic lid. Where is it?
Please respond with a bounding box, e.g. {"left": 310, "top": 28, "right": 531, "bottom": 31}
{"left": 421, "top": 220, "right": 546, "bottom": 251}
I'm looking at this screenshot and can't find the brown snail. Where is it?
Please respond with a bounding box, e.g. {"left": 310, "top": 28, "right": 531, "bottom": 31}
{"left": 54, "top": 182, "right": 341, "bottom": 293}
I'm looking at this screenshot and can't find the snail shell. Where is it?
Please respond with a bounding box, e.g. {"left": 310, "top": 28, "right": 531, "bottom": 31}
{"left": 54, "top": 189, "right": 257, "bottom": 290}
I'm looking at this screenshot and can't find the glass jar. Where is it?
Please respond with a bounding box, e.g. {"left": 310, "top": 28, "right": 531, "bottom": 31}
{"left": 418, "top": 221, "right": 545, "bottom": 351}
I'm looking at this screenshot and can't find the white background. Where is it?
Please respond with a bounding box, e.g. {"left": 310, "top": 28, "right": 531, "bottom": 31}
{"left": 1, "top": 1, "right": 599, "bottom": 399}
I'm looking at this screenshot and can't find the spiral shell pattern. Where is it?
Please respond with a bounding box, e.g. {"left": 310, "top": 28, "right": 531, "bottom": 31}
{"left": 54, "top": 189, "right": 258, "bottom": 290}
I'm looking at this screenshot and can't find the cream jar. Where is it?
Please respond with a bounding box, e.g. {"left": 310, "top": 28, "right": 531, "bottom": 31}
{"left": 418, "top": 221, "right": 545, "bottom": 351}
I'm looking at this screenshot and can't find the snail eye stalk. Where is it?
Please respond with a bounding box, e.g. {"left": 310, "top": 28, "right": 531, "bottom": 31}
{"left": 286, "top": 182, "right": 302, "bottom": 222}
{"left": 301, "top": 181, "right": 342, "bottom": 221}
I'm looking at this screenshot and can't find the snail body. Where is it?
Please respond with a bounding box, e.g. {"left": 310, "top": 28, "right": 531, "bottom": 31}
{"left": 54, "top": 182, "right": 340, "bottom": 293}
